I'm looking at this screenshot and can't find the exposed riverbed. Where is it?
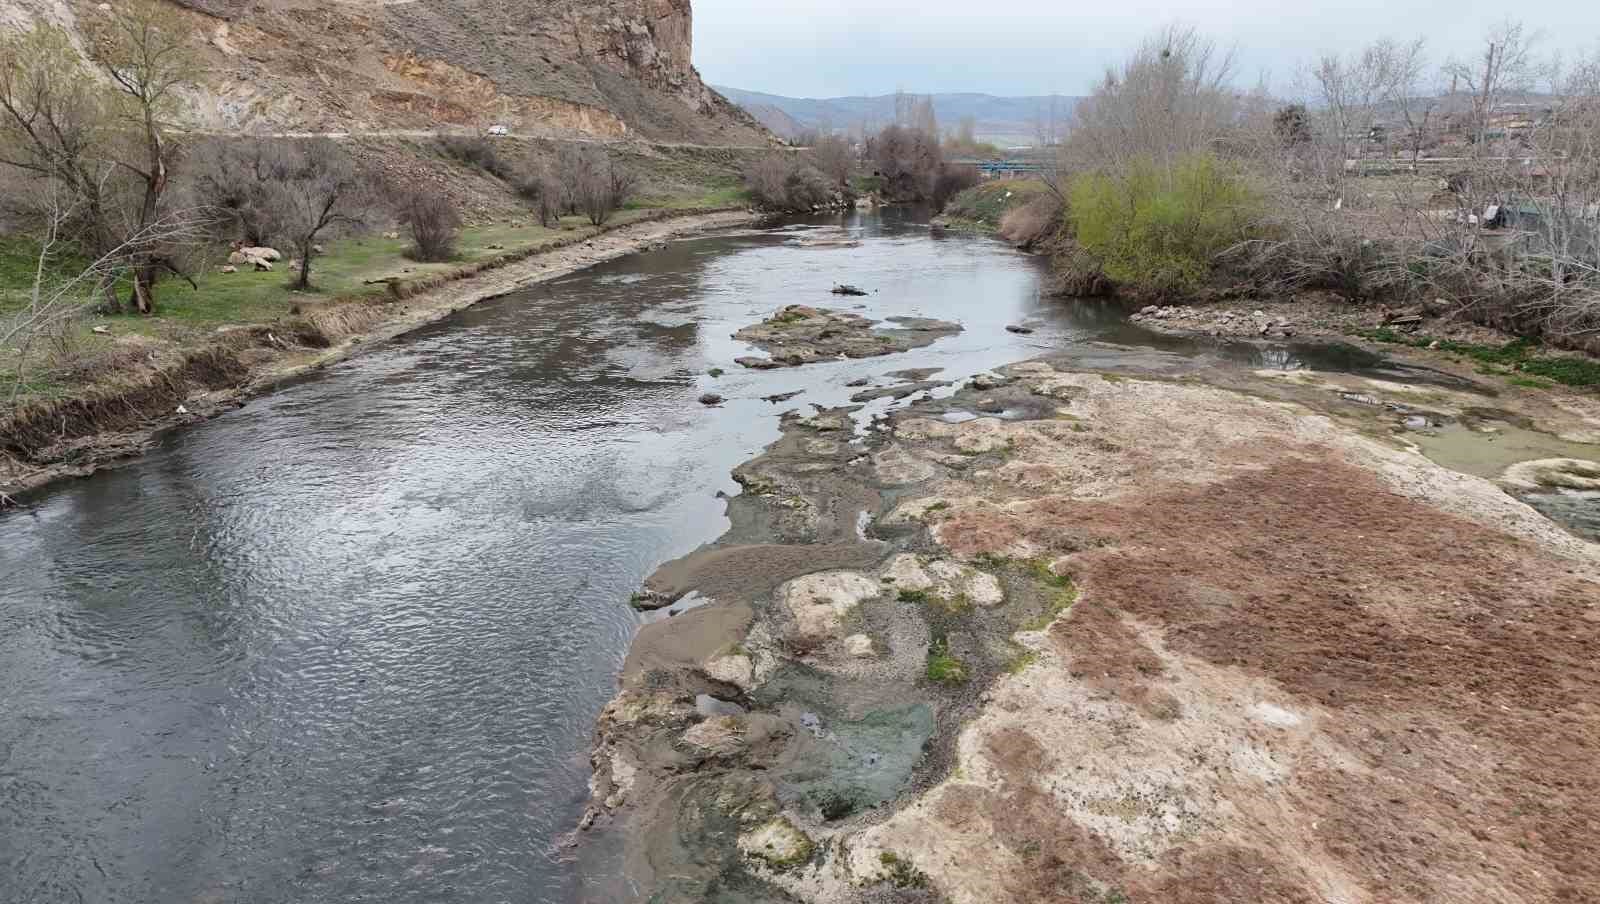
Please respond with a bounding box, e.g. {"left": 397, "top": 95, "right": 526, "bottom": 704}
{"left": 3, "top": 209, "right": 1597, "bottom": 904}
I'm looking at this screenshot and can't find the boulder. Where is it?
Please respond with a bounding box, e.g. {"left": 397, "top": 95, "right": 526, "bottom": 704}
{"left": 219, "top": 265, "right": 238, "bottom": 274}
{"left": 739, "top": 818, "right": 814, "bottom": 869}
{"left": 703, "top": 652, "right": 755, "bottom": 690}
{"left": 778, "top": 571, "right": 882, "bottom": 643}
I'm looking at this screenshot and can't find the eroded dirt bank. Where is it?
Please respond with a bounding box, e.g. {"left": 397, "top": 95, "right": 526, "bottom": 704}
{"left": 583, "top": 347, "right": 1600, "bottom": 902}
{"left": 0, "top": 210, "right": 755, "bottom": 502}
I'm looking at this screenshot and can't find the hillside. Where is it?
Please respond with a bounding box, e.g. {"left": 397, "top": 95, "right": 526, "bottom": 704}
{"left": 1, "top": 0, "right": 773, "bottom": 145}
{"left": 714, "top": 86, "right": 1081, "bottom": 145}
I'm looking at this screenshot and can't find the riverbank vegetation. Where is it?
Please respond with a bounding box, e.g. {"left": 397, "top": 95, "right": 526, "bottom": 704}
{"left": 0, "top": 5, "right": 759, "bottom": 422}
{"left": 1009, "top": 23, "right": 1600, "bottom": 357}
{"left": 742, "top": 97, "right": 981, "bottom": 212}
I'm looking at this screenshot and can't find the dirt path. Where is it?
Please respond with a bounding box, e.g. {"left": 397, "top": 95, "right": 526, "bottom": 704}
{"left": 582, "top": 352, "right": 1600, "bottom": 903}
{"left": 0, "top": 210, "right": 756, "bottom": 501}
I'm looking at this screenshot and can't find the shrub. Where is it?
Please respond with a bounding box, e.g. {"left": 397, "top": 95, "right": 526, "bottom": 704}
{"left": 397, "top": 187, "right": 461, "bottom": 262}
{"left": 743, "top": 155, "right": 834, "bottom": 212}
{"left": 437, "top": 136, "right": 514, "bottom": 182}
{"left": 1068, "top": 153, "right": 1261, "bottom": 294}
{"left": 999, "top": 195, "right": 1065, "bottom": 249}
{"left": 517, "top": 167, "right": 565, "bottom": 228}
{"left": 931, "top": 164, "right": 980, "bottom": 211}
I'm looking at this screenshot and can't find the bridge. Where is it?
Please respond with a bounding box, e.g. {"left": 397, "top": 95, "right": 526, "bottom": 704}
{"left": 948, "top": 157, "right": 1047, "bottom": 180}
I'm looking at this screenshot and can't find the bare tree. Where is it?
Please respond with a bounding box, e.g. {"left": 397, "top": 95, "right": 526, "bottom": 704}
{"left": 1385, "top": 38, "right": 1437, "bottom": 169}
{"left": 86, "top": 0, "right": 201, "bottom": 313}
{"left": 2, "top": 191, "right": 207, "bottom": 406}
{"left": 1069, "top": 25, "right": 1240, "bottom": 172}
{"left": 397, "top": 186, "right": 461, "bottom": 262}
{"left": 869, "top": 123, "right": 943, "bottom": 200}
{"left": 1444, "top": 20, "right": 1541, "bottom": 155}
{"left": 0, "top": 25, "right": 121, "bottom": 309}
{"left": 810, "top": 134, "right": 854, "bottom": 188}
{"left": 182, "top": 138, "right": 291, "bottom": 246}
{"left": 567, "top": 148, "right": 636, "bottom": 226}
{"left": 517, "top": 164, "right": 565, "bottom": 227}
{"left": 265, "top": 140, "right": 369, "bottom": 289}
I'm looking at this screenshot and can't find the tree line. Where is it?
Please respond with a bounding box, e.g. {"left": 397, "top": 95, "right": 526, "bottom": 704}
{"left": 741, "top": 95, "right": 979, "bottom": 213}
{"left": 1016, "top": 22, "right": 1600, "bottom": 347}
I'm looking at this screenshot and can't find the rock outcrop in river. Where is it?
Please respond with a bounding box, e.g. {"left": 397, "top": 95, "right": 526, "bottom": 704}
{"left": 586, "top": 352, "right": 1600, "bottom": 903}
{"left": 733, "top": 305, "right": 962, "bottom": 370}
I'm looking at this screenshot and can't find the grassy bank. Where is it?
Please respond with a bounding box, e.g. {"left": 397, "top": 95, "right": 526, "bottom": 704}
{"left": 939, "top": 180, "right": 1052, "bottom": 232}
{"left": 0, "top": 208, "right": 698, "bottom": 405}
{"left": 0, "top": 207, "right": 749, "bottom": 491}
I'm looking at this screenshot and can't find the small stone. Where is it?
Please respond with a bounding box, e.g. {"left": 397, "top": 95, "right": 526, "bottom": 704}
{"left": 220, "top": 265, "right": 238, "bottom": 274}
{"left": 1005, "top": 324, "right": 1034, "bottom": 334}
{"left": 844, "top": 634, "right": 875, "bottom": 658}
{"left": 699, "top": 393, "right": 724, "bottom": 406}
{"left": 1141, "top": 305, "right": 1160, "bottom": 315}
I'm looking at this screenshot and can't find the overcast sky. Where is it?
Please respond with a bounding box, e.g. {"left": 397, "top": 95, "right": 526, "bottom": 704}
{"left": 693, "top": 0, "right": 1600, "bottom": 98}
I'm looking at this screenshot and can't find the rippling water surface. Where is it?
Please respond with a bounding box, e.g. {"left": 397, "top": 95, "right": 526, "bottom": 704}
{"left": 0, "top": 210, "right": 1437, "bottom": 904}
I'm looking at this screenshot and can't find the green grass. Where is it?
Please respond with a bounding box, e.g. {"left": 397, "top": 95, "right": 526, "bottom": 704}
{"left": 1359, "top": 328, "right": 1600, "bottom": 388}
{"left": 941, "top": 179, "right": 1051, "bottom": 231}
{"left": 0, "top": 235, "right": 92, "bottom": 317}
{"left": 926, "top": 632, "right": 969, "bottom": 685}
{"left": 631, "top": 184, "right": 749, "bottom": 210}
{"left": 0, "top": 206, "right": 710, "bottom": 406}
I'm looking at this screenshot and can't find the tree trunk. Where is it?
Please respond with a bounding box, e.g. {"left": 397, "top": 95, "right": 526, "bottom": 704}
{"left": 130, "top": 264, "right": 156, "bottom": 315}
{"left": 297, "top": 240, "right": 313, "bottom": 289}
{"left": 98, "top": 274, "right": 123, "bottom": 315}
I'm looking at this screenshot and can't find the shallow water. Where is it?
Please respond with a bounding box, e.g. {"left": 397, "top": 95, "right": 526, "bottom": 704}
{"left": 0, "top": 208, "right": 1585, "bottom": 904}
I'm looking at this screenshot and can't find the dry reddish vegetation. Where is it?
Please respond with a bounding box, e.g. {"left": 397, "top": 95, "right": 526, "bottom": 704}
{"left": 840, "top": 366, "right": 1600, "bottom": 904}
{"left": 1015, "top": 455, "right": 1599, "bottom": 901}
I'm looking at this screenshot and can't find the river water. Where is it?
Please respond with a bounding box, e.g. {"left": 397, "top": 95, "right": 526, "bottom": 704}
{"left": 0, "top": 209, "right": 1555, "bottom": 904}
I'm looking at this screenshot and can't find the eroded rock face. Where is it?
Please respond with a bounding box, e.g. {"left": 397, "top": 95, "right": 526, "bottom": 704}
{"left": 65, "top": 0, "right": 770, "bottom": 141}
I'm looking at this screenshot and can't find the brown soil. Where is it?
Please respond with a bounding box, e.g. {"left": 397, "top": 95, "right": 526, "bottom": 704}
{"left": 1057, "top": 455, "right": 1600, "bottom": 902}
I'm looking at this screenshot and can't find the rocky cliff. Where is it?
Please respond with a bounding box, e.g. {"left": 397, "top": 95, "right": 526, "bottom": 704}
{"left": 3, "top": 0, "right": 771, "bottom": 144}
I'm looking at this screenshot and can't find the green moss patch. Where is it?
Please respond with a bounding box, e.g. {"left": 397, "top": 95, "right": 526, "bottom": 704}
{"left": 1360, "top": 329, "right": 1600, "bottom": 389}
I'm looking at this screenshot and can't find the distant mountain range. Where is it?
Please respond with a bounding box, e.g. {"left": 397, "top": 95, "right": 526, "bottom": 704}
{"left": 713, "top": 87, "right": 1082, "bottom": 146}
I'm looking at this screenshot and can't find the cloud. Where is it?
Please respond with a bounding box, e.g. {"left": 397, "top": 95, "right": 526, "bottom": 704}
{"left": 692, "top": 0, "right": 1600, "bottom": 97}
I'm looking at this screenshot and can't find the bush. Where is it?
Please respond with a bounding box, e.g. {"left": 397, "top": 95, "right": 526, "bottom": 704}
{"left": 1068, "top": 154, "right": 1261, "bottom": 294}
{"left": 438, "top": 136, "right": 514, "bottom": 182}
{"left": 743, "top": 155, "right": 834, "bottom": 212}
{"left": 397, "top": 187, "right": 461, "bottom": 262}
{"left": 517, "top": 167, "right": 565, "bottom": 228}
{"left": 931, "top": 164, "right": 980, "bottom": 211}
{"left": 999, "top": 194, "right": 1065, "bottom": 250}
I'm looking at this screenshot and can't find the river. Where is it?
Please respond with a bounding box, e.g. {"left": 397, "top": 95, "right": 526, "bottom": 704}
{"left": 0, "top": 209, "right": 1527, "bottom": 904}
